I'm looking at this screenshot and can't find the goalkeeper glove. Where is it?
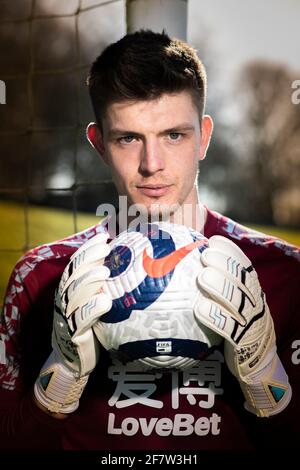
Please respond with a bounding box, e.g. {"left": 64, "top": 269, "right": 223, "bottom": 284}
{"left": 34, "top": 232, "right": 112, "bottom": 414}
{"left": 194, "top": 235, "right": 292, "bottom": 417}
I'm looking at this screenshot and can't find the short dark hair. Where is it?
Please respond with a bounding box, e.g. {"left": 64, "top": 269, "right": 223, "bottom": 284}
{"left": 87, "top": 29, "right": 207, "bottom": 129}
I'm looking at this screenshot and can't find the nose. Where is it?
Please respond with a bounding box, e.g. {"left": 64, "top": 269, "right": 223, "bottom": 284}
{"left": 139, "top": 139, "right": 165, "bottom": 175}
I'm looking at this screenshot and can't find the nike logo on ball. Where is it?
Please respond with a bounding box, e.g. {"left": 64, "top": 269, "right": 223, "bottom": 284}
{"left": 143, "top": 239, "right": 206, "bottom": 278}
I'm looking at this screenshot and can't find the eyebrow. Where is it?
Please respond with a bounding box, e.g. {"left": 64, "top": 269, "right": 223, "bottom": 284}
{"left": 163, "top": 124, "right": 195, "bottom": 134}
{"left": 107, "top": 124, "right": 195, "bottom": 139}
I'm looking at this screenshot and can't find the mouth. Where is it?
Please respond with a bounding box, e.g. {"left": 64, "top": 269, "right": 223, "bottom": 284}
{"left": 136, "top": 184, "right": 173, "bottom": 198}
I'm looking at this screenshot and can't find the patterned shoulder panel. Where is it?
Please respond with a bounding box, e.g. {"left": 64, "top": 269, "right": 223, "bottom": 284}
{"left": 0, "top": 220, "right": 108, "bottom": 391}
{"left": 212, "top": 210, "right": 300, "bottom": 263}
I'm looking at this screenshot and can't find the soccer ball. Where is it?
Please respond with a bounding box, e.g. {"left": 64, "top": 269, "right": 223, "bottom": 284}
{"left": 93, "top": 222, "right": 222, "bottom": 370}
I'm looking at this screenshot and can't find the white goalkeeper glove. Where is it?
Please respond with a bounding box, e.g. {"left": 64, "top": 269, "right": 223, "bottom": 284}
{"left": 34, "top": 232, "right": 112, "bottom": 414}
{"left": 194, "top": 235, "right": 292, "bottom": 418}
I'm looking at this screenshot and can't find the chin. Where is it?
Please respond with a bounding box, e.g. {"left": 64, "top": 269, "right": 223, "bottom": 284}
{"left": 137, "top": 202, "right": 180, "bottom": 223}
{"left": 125, "top": 191, "right": 183, "bottom": 219}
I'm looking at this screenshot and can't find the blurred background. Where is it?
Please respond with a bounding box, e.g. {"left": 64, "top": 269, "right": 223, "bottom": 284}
{"left": 0, "top": 0, "right": 299, "bottom": 304}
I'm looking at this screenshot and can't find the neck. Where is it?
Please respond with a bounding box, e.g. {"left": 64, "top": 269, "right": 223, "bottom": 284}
{"left": 171, "top": 200, "right": 207, "bottom": 233}
{"left": 111, "top": 191, "right": 207, "bottom": 236}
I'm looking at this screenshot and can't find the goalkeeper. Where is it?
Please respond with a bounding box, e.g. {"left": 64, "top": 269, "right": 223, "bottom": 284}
{"left": 0, "top": 30, "right": 299, "bottom": 452}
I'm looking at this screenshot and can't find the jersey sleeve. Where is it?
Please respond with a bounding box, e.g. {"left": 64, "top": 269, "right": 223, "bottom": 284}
{"left": 248, "top": 263, "right": 300, "bottom": 450}
{"left": 0, "top": 222, "right": 107, "bottom": 449}
{"left": 0, "top": 255, "right": 31, "bottom": 392}
{"left": 0, "top": 252, "right": 68, "bottom": 448}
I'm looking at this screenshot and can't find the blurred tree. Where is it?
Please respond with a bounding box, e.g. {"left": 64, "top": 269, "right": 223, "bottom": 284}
{"left": 233, "top": 61, "right": 300, "bottom": 226}
{"left": 190, "top": 35, "right": 238, "bottom": 215}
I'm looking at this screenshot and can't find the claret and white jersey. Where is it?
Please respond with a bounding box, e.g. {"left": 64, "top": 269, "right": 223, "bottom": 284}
{"left": 0, "top": 208, "right": 299, "bottom": 450}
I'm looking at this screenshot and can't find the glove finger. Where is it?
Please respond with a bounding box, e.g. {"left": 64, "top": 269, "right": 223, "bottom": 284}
{"left": 63, "top": 265, "right": 110, "bottom": 307}
{"left": 71, "top": 292, "right": 113, "bottom": 337}
{"left": 70, "top": 231, "right": 110, "bottom": 262}
{"left": 65, "top": 259, "right": 109, "bottom": 288}
{"left": 67, "top": 278, "right": 107, "bottom": 315}
{"left": 59, "top": 233, "right": 110, "bottom": 288}
{"left": 201, "top": 246, "right": 261, "bottom": 304}
{"left": 202, "top": 247, "right": 246, "bottom": 278}
{"left": 207, "top": 235, "right": 252, "bottom": 269}
{"left": 65, "top": 243, "right": 111, "bottom": 284}
{"left": 194, "top": 294, "right": 237, "bottom": 347}
{"left": 198, "top": 266, "right": 254, "bottom": 325}
{"left": 63, "top": 262, "right": 110, "bottom": 294}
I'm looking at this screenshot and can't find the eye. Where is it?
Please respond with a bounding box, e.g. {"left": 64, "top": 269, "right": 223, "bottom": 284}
{"left": 169, "top": 132, "right": 182, "bottom": 141}
{"left": 118, "top": 135, "right": 136, "bottom": 144}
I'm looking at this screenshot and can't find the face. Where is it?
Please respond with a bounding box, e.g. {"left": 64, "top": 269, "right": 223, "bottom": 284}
{"left": 88, "top": 91, "right": 213, "bottom": 221}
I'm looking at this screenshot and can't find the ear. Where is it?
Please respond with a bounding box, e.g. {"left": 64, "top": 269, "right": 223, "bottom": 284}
{"left": 86, "top": 122, "right": 107, "bottom": 163}
{"left": 199, "top": 115, "right": 213, "bottom": 161}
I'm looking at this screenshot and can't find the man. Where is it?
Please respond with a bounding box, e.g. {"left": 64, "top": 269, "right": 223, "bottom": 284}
{"left": 0, "top": 30, "right": 299, "bottom": 452}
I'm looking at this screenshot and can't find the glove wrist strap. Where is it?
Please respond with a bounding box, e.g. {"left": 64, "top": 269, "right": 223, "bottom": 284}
{"left": 34, "top": 351, "right": 89, "bottom": 414}
{"left": 240, "top": 352, "right": 292, "bottom": 417}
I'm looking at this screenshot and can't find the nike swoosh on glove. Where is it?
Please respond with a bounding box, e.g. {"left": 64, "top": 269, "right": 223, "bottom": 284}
{"left": 194, "top": 235, "right": 292, "bottom": 417}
